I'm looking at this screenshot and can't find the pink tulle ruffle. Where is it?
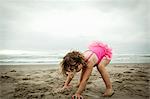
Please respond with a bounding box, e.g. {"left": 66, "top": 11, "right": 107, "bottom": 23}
{"left": 88, "top": 41, "right": 112, "bottom": 60}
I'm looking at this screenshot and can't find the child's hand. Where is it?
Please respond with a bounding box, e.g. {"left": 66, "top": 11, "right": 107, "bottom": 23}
{"left": 62, "top": 84, "right": 72, "bottom": 90}
{"left": 54, "top": 85, "right": 72, "bottom": 93}
{"left": 72, "top": 94, "right": 83, "bottom": 99}
{"left": 58, "top": 84, "right": 72, "bottom": 93}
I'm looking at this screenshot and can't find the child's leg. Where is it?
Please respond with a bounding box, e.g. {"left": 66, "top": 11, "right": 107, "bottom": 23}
{"left": 97, "top": 58, "right": 114, "bottom": 96}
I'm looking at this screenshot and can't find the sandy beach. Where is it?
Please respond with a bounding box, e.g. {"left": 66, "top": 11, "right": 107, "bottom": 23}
{"left": 0, "top": 63, "right": 149, "bottom": 99}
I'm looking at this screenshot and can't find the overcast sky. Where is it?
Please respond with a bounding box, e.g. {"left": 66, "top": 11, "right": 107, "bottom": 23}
{"left": 0, "top": 0, "right": 149, "bottom": 54}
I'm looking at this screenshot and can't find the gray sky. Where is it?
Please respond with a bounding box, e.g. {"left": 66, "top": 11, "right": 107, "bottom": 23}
{"left": 0, "top": 0, "right": 149, "bottom": 54}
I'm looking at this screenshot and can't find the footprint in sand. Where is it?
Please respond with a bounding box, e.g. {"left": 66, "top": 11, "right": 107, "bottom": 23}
{"left": 87, "top": 81, "right": 93, "bottom": 84}
{"left": 114, "top": 80, "right": 123, "bottom": 83}
{"left": 1, "top": 75, "right": 10, "bottom": 79}
{"left": 139, "top": 75, "right": 147, "bottom": 77}
{"left": 123, "top": 71, "right": 132, "bottom": 73}
{"left": 1, "top": 75, "right": 16, "bottom": 83}
{"left": 22, "top": 77, "right": 31, "bottom": 80}
{"left": 130, "top": 69, "right": 135, "bottom": 70}
{"left": 113, "top": 73, "right": 123, "bottom": 78}
{"left": 137, "top": 70, "right": 147, "bottom": 74}
{"left": 26, "top": 74, "right": 30, "bottom": 76}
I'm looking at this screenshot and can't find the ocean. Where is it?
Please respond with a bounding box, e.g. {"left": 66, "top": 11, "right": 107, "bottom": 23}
{"left": 0, "top": 50, "right": 150, "bottom": 65}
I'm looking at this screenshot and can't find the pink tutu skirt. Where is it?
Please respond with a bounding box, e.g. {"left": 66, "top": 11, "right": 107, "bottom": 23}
{"left": 88, "top": 41, "right": 112, "bottom": 64}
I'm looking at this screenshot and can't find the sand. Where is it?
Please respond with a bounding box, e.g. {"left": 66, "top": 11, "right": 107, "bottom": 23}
{"left": 0, "top": 63, "right": 149, "bottom": 99}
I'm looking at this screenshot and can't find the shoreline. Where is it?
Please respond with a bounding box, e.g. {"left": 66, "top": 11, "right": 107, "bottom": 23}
{"left": 0, "top": 63, "right": 149, "bottom": 71}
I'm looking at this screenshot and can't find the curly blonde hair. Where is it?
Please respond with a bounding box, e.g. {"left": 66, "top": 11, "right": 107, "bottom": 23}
{"left": 60, "top": 51, "right": 87, "bottom": 76}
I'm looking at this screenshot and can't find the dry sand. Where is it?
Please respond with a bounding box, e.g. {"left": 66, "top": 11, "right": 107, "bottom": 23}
{"left": 0, "top": 63, "right": 149, "bottom": 99}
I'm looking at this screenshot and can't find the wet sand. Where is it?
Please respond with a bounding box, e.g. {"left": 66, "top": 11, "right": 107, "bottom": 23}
{"left": 0, "top": 63, "right": 149, "bottom": 99}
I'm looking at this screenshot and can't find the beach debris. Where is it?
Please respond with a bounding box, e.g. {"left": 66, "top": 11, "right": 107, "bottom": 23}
{"left": 10, "top": 70, "right": 16, "bottom": 72}
{"left": 1, "top": 75, "right": 10, "bottom": 79}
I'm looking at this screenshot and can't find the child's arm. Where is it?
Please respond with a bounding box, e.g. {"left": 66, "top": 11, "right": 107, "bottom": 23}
{"left": 72, "top": 62, "right": 94, "bottom": 99}
{"left": 77, "top": 69, "right": 85, "bottom": 87}
{"left": 72, "top": 61, "right": 94, "bottom": 99}
{"left": 76, "top": 67, "right": 93, "bottom": 94}
{"left": 72, "top": 67, "right": 93, "bottom": 98}
{"left": 63, "top": 72, "right": 74, "bottom": 88}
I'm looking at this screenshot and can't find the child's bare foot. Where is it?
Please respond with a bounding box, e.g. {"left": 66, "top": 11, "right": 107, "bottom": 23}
{"left": 102, "top": 89, "right": 114, "bottom": 97}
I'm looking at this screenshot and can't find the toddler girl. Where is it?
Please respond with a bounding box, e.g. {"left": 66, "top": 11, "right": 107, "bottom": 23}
{"left": 60, "top": 41, "right": 114, "bottom": 99}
